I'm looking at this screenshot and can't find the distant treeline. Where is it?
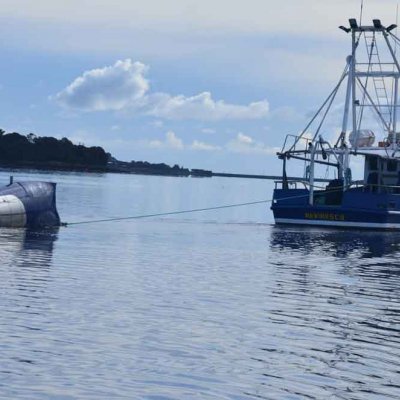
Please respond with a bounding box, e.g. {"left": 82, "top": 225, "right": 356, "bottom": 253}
{"left": 0, "top": 130, "right": 108, "bottom": 167}
{"left": 0, "top": 129, "right": 212, "bottom": 177}
{"left": 108, "top": 158, "right": 191, "bottom": 176}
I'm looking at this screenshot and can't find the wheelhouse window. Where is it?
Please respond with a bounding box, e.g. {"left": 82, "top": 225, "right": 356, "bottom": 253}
{"left": 387, "top": 159, "right": 397, "bottom": 172}
{"left": 368, "top": 156, "right": 378, "bottom": 171}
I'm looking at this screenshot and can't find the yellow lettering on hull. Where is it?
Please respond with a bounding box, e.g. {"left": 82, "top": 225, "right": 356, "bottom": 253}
{"left": 304, "top": 212, "right": 345, "bottom": 221}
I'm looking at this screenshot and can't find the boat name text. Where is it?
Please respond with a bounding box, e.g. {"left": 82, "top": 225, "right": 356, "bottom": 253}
{"left": 304, "top": 212, "right": 345, "bottom": 221}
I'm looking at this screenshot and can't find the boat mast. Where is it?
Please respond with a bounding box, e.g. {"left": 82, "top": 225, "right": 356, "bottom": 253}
{"left": 339, "top": 56, "right": 353, "bottom": 181}
{"left": 341, "top": 56, "right": 353, "bottom": 143}
{"left": 394, "top": 77, "right": 398, "bottom": 134}
{"left": 308, "top": 143, "right": 317, "bottom": 205}
{"left": 340, "top": 19, "right": 400, "bottom": 147}
{"left": 382, "top": 27, "right": 400, "bottom": 135}
{"left": 351, "top": 20, "right": 358, "bottom": 139}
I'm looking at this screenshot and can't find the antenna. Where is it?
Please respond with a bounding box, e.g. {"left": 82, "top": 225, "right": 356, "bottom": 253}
{"left": 397, "top": 3, "right": 399, "bottom": 38}
{"left": 359, "top": 0, "right": 364, "bottom": 26}
{"left": 394, "top": 4, "right": 399, "bottom": 55}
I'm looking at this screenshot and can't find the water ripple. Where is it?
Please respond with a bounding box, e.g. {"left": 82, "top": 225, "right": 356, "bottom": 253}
{"left": 1, "top": 173, "right": 400, "bottom": 398}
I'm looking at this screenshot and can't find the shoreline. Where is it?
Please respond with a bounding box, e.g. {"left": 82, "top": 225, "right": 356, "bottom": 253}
{"left": 0, "top": 162, "right": 331, "bottom": 182}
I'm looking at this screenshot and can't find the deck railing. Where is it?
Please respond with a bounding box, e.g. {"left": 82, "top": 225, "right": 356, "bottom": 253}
{"left": 274, "top": 179, "right": 400, "bottom": 194}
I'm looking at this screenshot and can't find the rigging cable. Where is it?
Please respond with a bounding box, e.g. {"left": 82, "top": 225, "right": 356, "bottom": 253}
{"left": 288, "top": 68, "right": 349, "bottom": 152}
{"left": 312, "top": 65, "right": 349, "bottom": 142}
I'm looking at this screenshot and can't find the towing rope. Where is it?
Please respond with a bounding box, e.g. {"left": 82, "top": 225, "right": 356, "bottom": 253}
{"left": 65, "top": 199, "right": 271, "bottom": 226}
{"left": 64, "top": 188, "right": 346, "bottom": 227}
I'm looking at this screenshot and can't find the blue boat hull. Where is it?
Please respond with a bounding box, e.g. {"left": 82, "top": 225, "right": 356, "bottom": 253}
{"left": 0, "top": 182, "right": 60, "bottom": 228}
{"left": 272, "top": 188, "right": 400, "bottom": 230}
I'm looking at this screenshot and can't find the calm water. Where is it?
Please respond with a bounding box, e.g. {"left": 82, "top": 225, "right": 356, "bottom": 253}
{"left": 1, "top": 171, "right": 400, "bottom": 399}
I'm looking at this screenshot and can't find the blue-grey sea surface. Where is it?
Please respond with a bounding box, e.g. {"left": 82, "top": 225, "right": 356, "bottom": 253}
{"left": 0, "top": 170, "right": 400, "bottom": 399}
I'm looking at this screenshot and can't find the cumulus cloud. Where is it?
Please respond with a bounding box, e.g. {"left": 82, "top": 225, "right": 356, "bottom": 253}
{"left": 144, "top": 92, "right": 269, "bottom": 120}
{"left": 146, "top": 132, "right": 220, "bottom": 152}
{"left": 55, "top": 59, "right": 269, "bottom": 120}
{"left": 227, "top": 133, "right": 279, "bottom": 155}
{"left": 125, "top": 130, "right": 281, "bottom": 155}
{"left": 190, "top": 140, "right": 221, "bottom": 151}
{"left": 55, "top": 59, "right": 149, "bottom": 111}
{"left": 236, "top": 132, "right": 253, "bottom": 144}
{"left": 148, "top": 131, "right": 184, "bottom": 150}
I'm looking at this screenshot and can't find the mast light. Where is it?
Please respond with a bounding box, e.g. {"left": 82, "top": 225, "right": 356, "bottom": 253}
{"left": 373, "top": 19, "right": 383, "bottom": 29}
{"left": 349, "top": 19, "right": 358, "bottom": 29}
{"left": 339, "top": 25, "right": 351, "bottom": 33}
{"left": 387, "top": 24, "right": 398, "bottom": 32}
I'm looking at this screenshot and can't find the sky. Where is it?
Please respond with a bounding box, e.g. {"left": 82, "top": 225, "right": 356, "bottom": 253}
{"left": 0, "top": 0, "right": 399, "bottom": 174}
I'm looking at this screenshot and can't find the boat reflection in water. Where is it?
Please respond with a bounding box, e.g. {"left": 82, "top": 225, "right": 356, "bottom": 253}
{"left": 0, "top": 227, "right": 58, "bottom": 269}
{"left": 270, "top": 225, "right": 400, "bottom": 259}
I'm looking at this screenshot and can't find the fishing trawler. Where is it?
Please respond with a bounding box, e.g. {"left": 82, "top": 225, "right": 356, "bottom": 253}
{"left": 272, "top": 18, "right": 400, "bottom": 229}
